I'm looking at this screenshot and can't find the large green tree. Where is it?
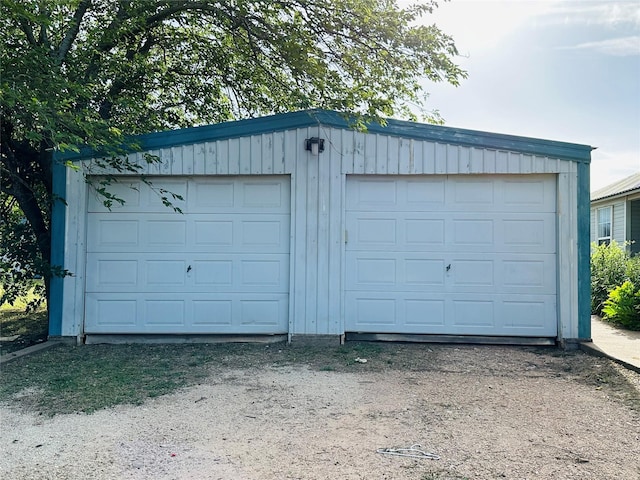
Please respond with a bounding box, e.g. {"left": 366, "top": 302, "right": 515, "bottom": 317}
{"left": 0, "top": 0, "right": 466, "bottom": 307}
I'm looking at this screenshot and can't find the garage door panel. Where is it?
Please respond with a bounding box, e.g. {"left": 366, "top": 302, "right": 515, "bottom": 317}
{"left": 345, "top": 292, "right": 556, "bottom": 335}
{"left": 452, "top": 299, "right": 494, "bottom": 327}
{"left": 189, "top": 178, "right": 290, "bottom": 214}
{"left": 145, "top": 179, "right": 188, "bottom": 211}
{"left": 87, "top": 253, "right": 289, "bottom": 293}
{"left": 405, "top": 299, "right": 445, "bottom": 326}
{"left": 501, "top": 214, "right": 556, "bottom": 253}
{"left": 347, "top": 251, "right": 555, "bottom": 295}
{"left": 501, "top": 298, "right": 555, "bottom": 331}
{"left": 88, "top": 179, "right": 189, "bottom": 213}
{"left": 85, "top": 295, "right": 139, "bottom": 328}
{"left": 192, "top": 300, "right": 233, "bottom": 326}
{"left": 85, "top": 176, "right": 290, "bottom": 334}
{"left": 346, "top": 296, "right": 397, "bottom": 327}
{"left": 191, "top": 179, "right": 235, "bottom": 209}
{"left": 86, "top": 217, "right": 141, "bottom": 251}
{"left": 447, "top": 254, "right": 556, "bottom": 295}
{"left": 346, "top": 214, "right": 398, "bottom": 247}
{"left": 448, "top": 213, "right": 556, "bottom": 253}
{"left": 448, "top": 259, "right": 494, "bottom": 288}
{"left": 499, "top": 255, "right": 556, "bottom": 294}
{"left": 85, "top": 293, "right": 288, "bottom": 334}
{"left": 346, "top": 212, "right": 554, "bottom": 254}
{"left": 405, "top": 178, "right": 446, "bottom": 206}
{"left": 240, "top": 181, "right": 288, "bottom": 209}
{"left": 346, "top": 212, "right": 447, "bottom": 251}
{"left": 193, "top": 215, "right": 290, "bottom": 253}
{"left": 346, "top": 178, "right": 398, "bottom": 210}
{"left": 502, "top": 178, "right": 555, "bottom": 212}
{"left": 88, "top": 213, "right": 289, "bottom": 254}
{"left": 347, "top": 177, "right": 446, "bottom": 211}
{"left": 346, "top": 253, "right": 446, "bottom": 291}
{"left": 451, "top": 218, "right": 494, "bottom": 247}
{"left": 147, "top": 220, "right": 187, "bottom": 247}
{"left": 87, "top": 180, "right": 143, "bottom": 213}
{"left": 193, "top": 220, "right": 234, "bottom": 246}
{"left": 145, "top": 260, "right": 187, "bottom": 286}
{"left": 447, "top": 176, "right": 556, "bottom": 213}
{"left": 449, "top": 178, "right": 496, "bottom": 207}
{"left": 345, "top": 175, "right": 557, "bottom": 337}
{"left": 406, "top": 218, "right": 446, "bottom": 246}
{"left": 145, "top": 299, "right": 186, "bottom": 326}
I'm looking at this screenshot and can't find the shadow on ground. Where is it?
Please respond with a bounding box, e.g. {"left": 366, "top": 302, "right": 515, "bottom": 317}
{"left": 0, "top": 311, "right": 48, "bottom": 356}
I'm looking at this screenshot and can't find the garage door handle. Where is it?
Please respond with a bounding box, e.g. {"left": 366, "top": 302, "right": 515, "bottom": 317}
{"left": 446, "top": 264, "right": 451, "bottom": 271}
{"left": 187, "top": 265, "right": 192, "bottom": 273}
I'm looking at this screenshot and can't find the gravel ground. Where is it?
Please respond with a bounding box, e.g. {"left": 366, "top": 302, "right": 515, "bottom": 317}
{"left": 1, "top": 346, "right": 639, "bottom": 480}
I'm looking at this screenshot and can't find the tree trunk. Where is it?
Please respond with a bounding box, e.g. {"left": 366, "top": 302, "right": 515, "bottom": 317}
{"left": 2, "top": 150, "right": 53, "bottom": 307}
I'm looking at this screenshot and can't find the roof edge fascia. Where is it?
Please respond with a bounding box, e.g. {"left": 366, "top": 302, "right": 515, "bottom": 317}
{"left": 591, "top": 188, "right": 640, "bottom": 204}
{"left": 57, "top": 109, "right": 592, "bottom": 163}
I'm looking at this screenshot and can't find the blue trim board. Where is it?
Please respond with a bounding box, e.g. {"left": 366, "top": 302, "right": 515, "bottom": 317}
{"left": 61, "top": 109, "right": 592, "bottom": 164}
{"left": 48, "top": 155, "right": 66, "bottom": 336}
{"left": 577, "top": 161, "right": 591, "bottom": 340}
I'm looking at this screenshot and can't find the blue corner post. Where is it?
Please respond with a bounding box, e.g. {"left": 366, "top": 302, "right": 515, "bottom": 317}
{"left": 577, "top": 160, "right": 591, "bottom": 340}
{"left": 48, "top": 155, "right": 66, "bottom": 337}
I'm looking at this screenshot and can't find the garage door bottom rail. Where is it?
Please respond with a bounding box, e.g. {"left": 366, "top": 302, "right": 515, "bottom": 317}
{"left": 84, "top": 334, "right": 288, "bottom": 345}
{"left": 345, "top": 332, "right": 556, "bottom": 346}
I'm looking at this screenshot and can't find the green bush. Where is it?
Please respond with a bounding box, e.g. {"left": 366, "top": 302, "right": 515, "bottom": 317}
{"left": 590, "top": 241, "right": 629, "bottom": 315}
{"left": 601, "top": 281, "right": 640, "bottom": 330}
{"left": 626, "top": 254, "right": 640, "bottom": 286}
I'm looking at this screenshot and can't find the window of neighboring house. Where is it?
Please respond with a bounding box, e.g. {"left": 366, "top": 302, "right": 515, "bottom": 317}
{"left": 597, "top": 207, "right": 612, "bottom": 245}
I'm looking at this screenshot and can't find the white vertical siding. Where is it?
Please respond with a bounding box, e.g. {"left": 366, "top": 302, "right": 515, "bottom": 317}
{"left": 557, "top": 163, "right": 580, "bottom": 340}
{"left": 612, "top": 201, "right": 625, "bottom": 245}
{"left": 65, "top": 127, "right": 579, "bottom": 338}
{"left": 62, "top": 169, "right": 88, "bottom": 337}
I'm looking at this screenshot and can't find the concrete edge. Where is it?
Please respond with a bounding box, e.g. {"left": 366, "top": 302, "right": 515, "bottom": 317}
{"left": 579, "top": 341, "right": 640, "bottom": 375}
{"left": 0, "top": 339, "right": 69, "bottom": 365}
{"left": 84, "top": 334, "right": 288, "bottom": 345}
{"left": 289, "top": 335, "right": 343, "bottom": 346}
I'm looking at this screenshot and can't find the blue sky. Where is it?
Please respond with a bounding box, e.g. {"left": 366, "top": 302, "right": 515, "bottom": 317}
{"left": 411, "top": 0, "right": 640, "bottom": 191}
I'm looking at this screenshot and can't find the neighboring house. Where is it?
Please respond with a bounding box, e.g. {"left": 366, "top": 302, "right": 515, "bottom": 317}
{"left": 590, "top": 172, "right": 640, "bottom": 254}
{"left": 49, "top": 109, "right": 592, "bottom": 345}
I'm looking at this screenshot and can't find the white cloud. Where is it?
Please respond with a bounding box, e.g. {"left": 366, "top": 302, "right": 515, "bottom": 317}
{"left": 413, "top": 0, "right": 559, "bottom": 52}
{"left": 540, "top": 1, "right": 640, "bottom": 28}
{"left": 590, "top": 149, "right": 640, "bottom": 191}
{"left": 558, "top": 35, "right": 640, "bottom": 56}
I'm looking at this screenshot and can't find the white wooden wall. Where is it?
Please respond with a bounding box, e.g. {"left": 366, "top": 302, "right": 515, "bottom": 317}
{"left": 62, "top": 126, "right": 581, "bottom": 339}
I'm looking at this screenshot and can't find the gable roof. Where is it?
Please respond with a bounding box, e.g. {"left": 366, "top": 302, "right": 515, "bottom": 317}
{"left": 591, "top": 172, "right": 640, "bottom": 202}
{"left": 59, "top": 109, "right": 593, "bottom": 163}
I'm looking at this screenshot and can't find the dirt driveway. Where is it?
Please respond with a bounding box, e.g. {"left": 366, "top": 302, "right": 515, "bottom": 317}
{"left": 1, "top": 345, "right": 639, "bottom": 479}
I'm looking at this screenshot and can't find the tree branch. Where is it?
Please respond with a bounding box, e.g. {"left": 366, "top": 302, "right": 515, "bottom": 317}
{"left": 57, "top": 0, "right": 92, "bottom": 64}
{"left": 0, "top": 144, "right": 51, "bottom": 265}
{"left": 38, "top": 8, "right": 51, "bottom": 52}
{"left": 18, "top": 19, "right": 37, "bottom": 45}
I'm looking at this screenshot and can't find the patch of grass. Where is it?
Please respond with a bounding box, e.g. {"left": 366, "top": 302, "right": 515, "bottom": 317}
{"left": 0, "top": 343, "right": 224, "bottom": 415}
{"left": 1, "top": 284, "right": 44, "bottom": 311}
{"left": 1, "top": 342, "right": 638, "bottom": 417}
{"left": 0, "top": 309, "right": 48, "bottom": 355}
{"left": 0, "top": 342, "right": 413, "bottom": 415}
{"left": 0, "top": 284, "right": 48, "bottom": 355}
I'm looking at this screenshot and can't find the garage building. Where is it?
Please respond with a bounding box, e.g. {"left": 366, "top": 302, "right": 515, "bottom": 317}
{"left": 49, "top": 109, "right": 592, "bottom": 344}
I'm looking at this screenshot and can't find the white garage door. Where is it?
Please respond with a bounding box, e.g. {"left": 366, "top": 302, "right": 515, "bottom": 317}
{"left": 345, "top": 175, "right": 557, "bottom": 337}
{"left": 85, "top": 176, "right": 290, "bottom": 334}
